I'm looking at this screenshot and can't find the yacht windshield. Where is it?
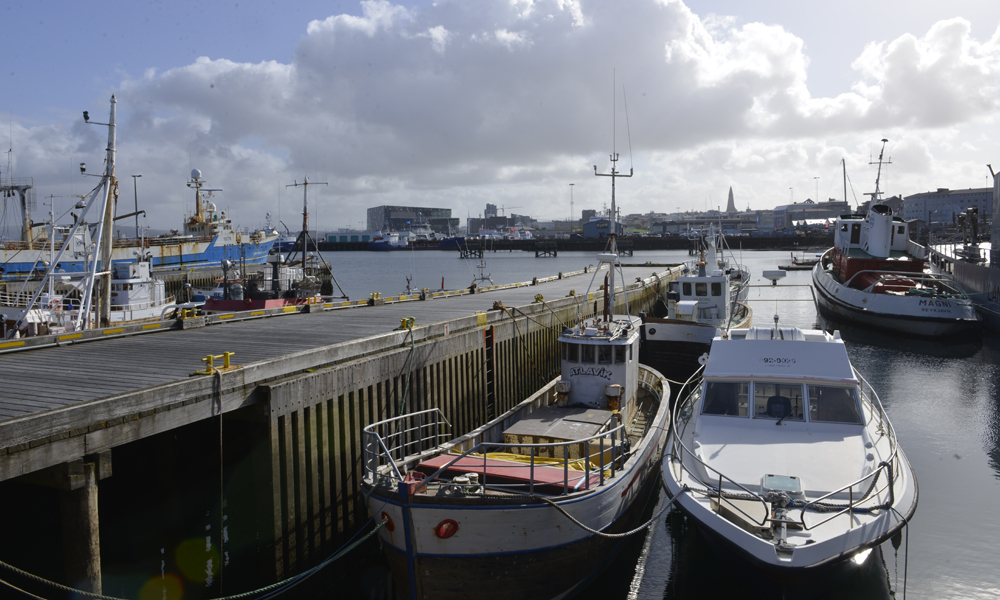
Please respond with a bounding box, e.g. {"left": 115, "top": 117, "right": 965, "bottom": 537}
{"left": 753, "top": 383, "right": 804, "bottom": 421}
{"left": 702, "top": 382, "right": 749, "bottom": 417}
{"left": 808, "top": 385, "right": 863, "bottom": 424}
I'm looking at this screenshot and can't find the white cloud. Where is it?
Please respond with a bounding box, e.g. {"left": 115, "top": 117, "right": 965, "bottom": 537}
{"left": 8, "top": 1, "right": 1000, "bottom": 231}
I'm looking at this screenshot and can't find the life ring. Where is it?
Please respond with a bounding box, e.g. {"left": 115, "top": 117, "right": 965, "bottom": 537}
{"left": 6, "top": 243, "right": 15, "bottom": 250}
{"left": 48, "top": 298, "right": 62, "bottom": 311}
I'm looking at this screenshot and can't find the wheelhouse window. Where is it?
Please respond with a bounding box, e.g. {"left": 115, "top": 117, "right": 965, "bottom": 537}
{"left": 702, "top": 382, "right": 749, "bottom": 417}
{"left": 614, "top": 345, "right": 626, "bottom": 364}
{"left": 711, "top": 282, "right": 722, "bottom": 296}
{"left": 682, "top": 282, "right": 692, "bottom": 296}
{"left": 565, "top": 343, "right": 578, "bottom": 363}
{"left": 598, "top": 346, "right": 612, "bottom": 364}
{"left": 695, "top": 282, "right": 707, "bottom": 297}
{"left": 753, "top": 383, "right": 804, "bottom": 421}
{"left": 581, "top": 345, "right": 595, "bottom": 363}
{"left": 808, "top": 385, "right": 863, "bottom": 424}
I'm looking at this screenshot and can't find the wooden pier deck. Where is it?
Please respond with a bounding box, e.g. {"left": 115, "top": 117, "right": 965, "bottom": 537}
{"left": 0, "top": 264, "right": 673, "bottom": 422}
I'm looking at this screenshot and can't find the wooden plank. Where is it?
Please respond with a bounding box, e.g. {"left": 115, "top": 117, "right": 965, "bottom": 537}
{"left": 292, "top": 409, "right": 309, "bottom": 561}
{"left": 305, "top": 404, "right": 321, "bottom": 556}
{"left": 316, "top": 400, "right": 332, "bottom": 546}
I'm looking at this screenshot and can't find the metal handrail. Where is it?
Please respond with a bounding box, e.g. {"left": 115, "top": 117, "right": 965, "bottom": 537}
{"left": 667, "top": 374, "right": 772, "bottom": 527}
{"left": 362, "top": 406, "right": 627, "bottom": 497}
{"left": 796, "top": 366, "right": 902, "bottom": 529}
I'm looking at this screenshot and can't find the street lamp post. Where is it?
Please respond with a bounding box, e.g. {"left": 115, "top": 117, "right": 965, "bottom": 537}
{"left": 131, "top": 175, "right": 142, "bottom": 240}
{"left": 814, "top": 176, "right": 820, "bottom": 202}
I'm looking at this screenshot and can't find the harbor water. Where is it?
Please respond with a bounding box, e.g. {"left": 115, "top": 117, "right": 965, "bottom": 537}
{"left": 319, "top": 248, "right": 999, "bottom": 600}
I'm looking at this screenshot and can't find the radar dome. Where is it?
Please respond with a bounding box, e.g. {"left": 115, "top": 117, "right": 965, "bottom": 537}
{"left": 191, "top": 169, "right": 202, "bottom": 179}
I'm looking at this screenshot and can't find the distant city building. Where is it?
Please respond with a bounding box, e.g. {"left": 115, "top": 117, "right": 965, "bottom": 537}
{"left": 366, "top": 205, "right": 459, "bottom": 235}
{"left": 772, "top": 199, "right": 850, "bottom": 230}
{"left": 725, "top": 186, "right": 737, "bottom": 215}
{"left": 485, "top": 203, "right": 498, "bottom": 218}
{"left": 902, "top": 187, "right": 993, "bottom": 225}
{"left": 582, "top": 218, "right": 624, "bottom": 238}
{"left": 581, "top": 209, "right": 597, "bottom": 223}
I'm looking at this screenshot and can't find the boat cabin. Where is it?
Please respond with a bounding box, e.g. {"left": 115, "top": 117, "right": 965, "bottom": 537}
{"left": 110, "top": 261, "right": 169, "bottom": 310}
{"left": 694, "top": 328, "right": 870, "bottom": 498}
{"left": 665, "top": 264, "right": 730, "bottom": 327}
{"left": 558, "top": 315, "right": 641, "bottom": 424}
{"left": 832, "top": 206, "right": 922, "bottom": 282}
{"left": 700, "top": 327, "right": 861, "bottom": 423}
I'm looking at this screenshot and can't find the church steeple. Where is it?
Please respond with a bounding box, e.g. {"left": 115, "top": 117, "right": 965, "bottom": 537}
{"left": 726, "top": 186, "right": 737, "bottom": 215}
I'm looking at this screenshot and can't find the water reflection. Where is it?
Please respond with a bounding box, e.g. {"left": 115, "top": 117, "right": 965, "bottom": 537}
{"left": 653, "top": 509, "right": 898, "bottom": 600}
{"left": 822, "top": 315, "right": 984, "bottom": 359}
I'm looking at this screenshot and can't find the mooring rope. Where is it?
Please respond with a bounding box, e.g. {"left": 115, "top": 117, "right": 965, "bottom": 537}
{"left": 0, "top": 517, "right": 390, "bottom": 600}
{"left": 537, "top": 480, "right": 685, "bottom": 539}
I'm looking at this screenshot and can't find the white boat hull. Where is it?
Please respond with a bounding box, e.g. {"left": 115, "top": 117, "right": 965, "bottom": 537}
{"left": 364, "top": 369, "right": 671, "bottom": 600}
{"left": 812, "top": 258, "right": 978, "bottom": 337}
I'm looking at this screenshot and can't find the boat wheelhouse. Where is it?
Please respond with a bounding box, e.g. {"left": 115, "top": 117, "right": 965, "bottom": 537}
{"left": 662, "top": 325, "right": 917, "bottom": 582}
{"left": 641, "top": 258, "right": 752, "bottom": 383}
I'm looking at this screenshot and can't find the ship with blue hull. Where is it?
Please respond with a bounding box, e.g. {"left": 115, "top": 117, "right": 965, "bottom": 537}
{"left": 1, "top": 169, "right": 277, "bottom": 280}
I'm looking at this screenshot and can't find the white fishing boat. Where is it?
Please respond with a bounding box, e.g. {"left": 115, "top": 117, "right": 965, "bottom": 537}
{"left": 641, "top": 250, "right": 752, "bottom": 383}
{"left": 812, "top": 140, "right": 979, "bottom": 337}
{"left": 1, "top": 97, "right": 184, "bottom": 338}
{"left": 698, "top": 226, "right": 750, "bottom": 304}
{"left": 360, "top": 153, "right": 672, "bottom": 600}
{"left": 661, "top": 321, "right": 918, "bottom": 584}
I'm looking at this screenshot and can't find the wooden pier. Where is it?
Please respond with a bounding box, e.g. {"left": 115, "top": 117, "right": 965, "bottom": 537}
{"left": 0, "top": 263, "right": 682, "bottom": 597}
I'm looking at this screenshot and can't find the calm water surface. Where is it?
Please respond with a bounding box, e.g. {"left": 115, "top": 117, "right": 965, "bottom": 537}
{"left": 325, "top": 249, "right": 1000, "bottom": 600}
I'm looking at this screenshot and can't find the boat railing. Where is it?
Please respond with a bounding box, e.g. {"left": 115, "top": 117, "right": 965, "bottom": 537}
{"left": 109, "top": 295, "right": 178, "bottom": 316}
{"left": 0, "top": 291, "right": 83, "bottom": 311}
{"left": 842, "top": 268, "right": 970, "bottom": 297}
{"left": 363, "top": 410, "right": 627, "bottom": 498}
{"left": 668, "top": 370, "right": 773, "bottom": 528}
{"left": 906, "top": 239, "right": 927, "bottom": 259}
{"left": 797, "top": 368, "right": 901, "bottom": 529}
{"left": 363, "top": 408, "right": 455, "bottom": 483}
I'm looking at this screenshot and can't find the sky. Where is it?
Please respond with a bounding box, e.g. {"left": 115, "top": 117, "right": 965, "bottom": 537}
{"left": 2, "top": 0, "right": 1000, "bottom": 234}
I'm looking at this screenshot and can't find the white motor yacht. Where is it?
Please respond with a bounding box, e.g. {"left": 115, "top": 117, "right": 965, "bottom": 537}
{"left": 662, "top": 324, "right": 917, "bottom": 582}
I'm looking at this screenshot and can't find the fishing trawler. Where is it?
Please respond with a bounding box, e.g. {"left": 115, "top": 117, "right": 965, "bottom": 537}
{"left": 662, "top": 318, "right": 918, "bottom": 584}
{"left": 1, "top": 97, "right": 182, "bottom": 337}
{"left": 360, "top": 153, "right": 672, "bottom": 600}
{"left": 1, "top": 164, "right": 277, "bottom": 280}
{"left": 641, "top": 256, "right": 752, "bottom": 384}
{"left": 812, "top": 140, "right": 979, "bottom": 337}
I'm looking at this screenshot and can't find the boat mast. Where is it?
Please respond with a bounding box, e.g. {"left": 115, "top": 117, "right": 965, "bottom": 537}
{"left": 842, "top": 158, "right": 847, "bottom": 205}
{"left": 95, "top": 96, "right": 118, "bottom": 326}
{"left": 868, "top": 138, "right": 891, "bottom": 207}
{"left": 594, "top": 152, "right": 631, "bottom": 321}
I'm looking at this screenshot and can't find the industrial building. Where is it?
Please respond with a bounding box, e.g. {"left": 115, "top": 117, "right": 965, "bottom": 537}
{"left": 366, "top": 206, "right": 459, "bottom": 235}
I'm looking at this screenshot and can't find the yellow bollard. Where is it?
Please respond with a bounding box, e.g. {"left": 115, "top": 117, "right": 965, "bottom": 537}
{"left": 193, "top": 352, "right": 239, "bottom": 375}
